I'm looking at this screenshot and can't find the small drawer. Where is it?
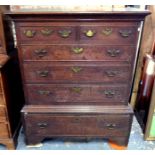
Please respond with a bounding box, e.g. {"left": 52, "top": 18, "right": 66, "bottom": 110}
{"left": 23, "top": 113, "right": 132, "bottom": 137}
{"left": 0, "top": 123, "right": 9, "bottom": 138}
{"left": 0, "top": 107, "right": 6, "bottom": 122}
{"left": 19, "top": 26, "right": 76, "bottom": 43}
{"left": 0, "top": 94, "right": 5, "bottom": 105}
{"left": 23, "top": 62, "right": 131, "bottom": 84}
{"left": 21, "top": 45, "right": 135, "bottom": 62}
{"left": 79, "top": 26, "right": 138, "bottom": 45}
{"left": 25, "top": 84, "right": 129, "bottom": 105}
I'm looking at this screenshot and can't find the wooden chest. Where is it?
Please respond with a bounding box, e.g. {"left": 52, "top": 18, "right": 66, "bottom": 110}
{"left": 7, "top": 11, "right": 149, "bottom": 146}
{"left": 0, "top": 10, "right": 24, "bottom": 149}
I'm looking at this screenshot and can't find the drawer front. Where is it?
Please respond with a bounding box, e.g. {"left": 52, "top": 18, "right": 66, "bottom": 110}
{"left": 21, "top": 45, "right": 135, "bottom": 62}
{"left": 0, "top": 94, "right": 5, "bottom": 105}
{"left": 0, "top": 107, "right": 6, "bottom": 122}
{"left": 79, "top": 26, "right": 138, "bottom": 45}
{"left": 24, "top": 113, "right": 132, "bottom": 137}
{"left": 0, "top": 123, "right": 9, "bottom": 138}
{"left": 19, "top": 26, "right": 76, "bottom": 43}
{"left": 26, "top": 84, "right": 129, "bottom": 105}
{"left": 23, "top": 62, "right": 131, "bottom": 84}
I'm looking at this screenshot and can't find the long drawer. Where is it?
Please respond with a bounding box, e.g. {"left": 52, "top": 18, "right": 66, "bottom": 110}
{"left": 20, "top": 45, "right": 135, "bottom": 62}
{"left": 18, "top": 23, "right": 139, "bottom": 45}
{"left": 25, "top": 84, "right": 129, "bottom": 105}
{"left": 23, "top": 62, "right": 131, "bottom": 84}
{"left": 23, "top": 113, "right": 132, "bottom": 137}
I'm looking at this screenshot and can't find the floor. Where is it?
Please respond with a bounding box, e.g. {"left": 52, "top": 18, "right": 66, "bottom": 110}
{"left": 0, "top": 116, "right": 155, "bottom": 150}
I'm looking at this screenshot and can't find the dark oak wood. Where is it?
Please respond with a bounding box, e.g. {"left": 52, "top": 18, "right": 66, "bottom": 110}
{"left": 7, "top": 11, "right": 149, "bottom": 147}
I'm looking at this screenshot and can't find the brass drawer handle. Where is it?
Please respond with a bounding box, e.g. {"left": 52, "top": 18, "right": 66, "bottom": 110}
{"left": 71, "top": 87, "right": 82, "bottom": 93}
{"left": 72, "top": 47, "right": 84, "bottom": 54}
{"left": 40, "top": 28, "right": 54, "bottom": 36}
{"left": 34, "top": 49, "right": 48, "bottom": 58}
{"left": 38, "top": 90, "right": 51, "bottom": 95}
{"left": 40, "top": 28, "right": 53, "bottom": 36}
{"left": 102, "top": 28, "right": 113, "bottom": 36}
{"left": 36, "top": 70, "right": 49, "bottom": 77}
{"left": 71, "top": 66, "right": 82, "bottom": 73}
{"left": 37, "top": 122, "right": 48, "bottom": 129}
{"left": 107, "top": 49, "right": 120, "bottom": 57}
{"left": 104, "top": 90, "right": 115, "bottom": 98}
{"left": 23, "top": 30, "right": 36, "bottom": 38}
{"left": 119, "top": 30, "right": 132, "bottom": 37}
{"left": 105, "top": 123, "right": 116, "bottom": 130}
{"left": 58, "top": 30, "right": 72, "bottom": 38}
{"left": 105, "top": 71, "right": 119, "bottom": 77}
{"left": 83, "top": 30, "right": 96, "bottom": 37}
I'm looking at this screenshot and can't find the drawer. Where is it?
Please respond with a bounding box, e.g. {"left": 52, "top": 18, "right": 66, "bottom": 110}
{"left": 19, "top": 26, "right": 76, "bottom": 43}
{"left": 0, "top": 123, "right": 9, "bottom": 138}
{"left": 0, "top": 94, "right": 5, "bottom": 105}
{"left": 0, "top": 107, "right": 6, "bottom": 122}
{"left": 79, "top": 25, "right": 139, "bottom": 45}
{"left": 23, "top": 62, "right": 131, "bottom": 84}
{"left": 25, "top": 84, "right": 129, "bottom": 105}
{"left": 23, "top": 113, "right": 132, "bottom": 137}
{"left": 21, "top": 45, "right": 135, "bottom": 62}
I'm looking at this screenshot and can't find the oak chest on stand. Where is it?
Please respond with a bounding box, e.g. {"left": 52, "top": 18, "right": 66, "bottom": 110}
{"left": 7, "top": 11, "right": 149, "bottom": 147}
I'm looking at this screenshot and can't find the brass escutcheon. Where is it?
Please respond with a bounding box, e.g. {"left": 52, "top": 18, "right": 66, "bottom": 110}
{"left": 83, "top": 30, "right": 96, "bottom": 37}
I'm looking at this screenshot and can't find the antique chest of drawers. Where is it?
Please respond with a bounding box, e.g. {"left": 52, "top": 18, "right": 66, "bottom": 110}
{"left": 7, "top": 11, "right": 149, "bottom": 146}
{"left": 0, "top": 11, "right": 24, "bottom": 149}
